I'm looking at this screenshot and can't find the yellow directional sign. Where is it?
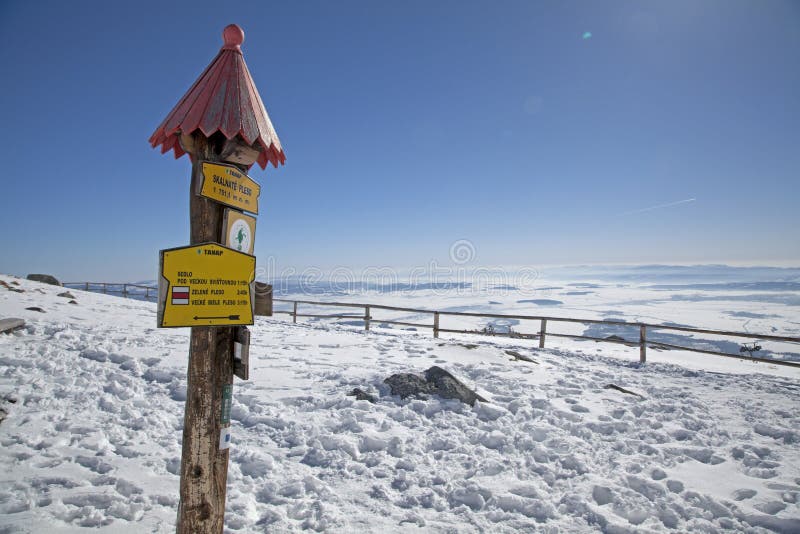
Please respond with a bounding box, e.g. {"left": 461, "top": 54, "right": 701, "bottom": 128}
{"left": 197, "top": 161, "right": 260, "bottom": 214}
{"left": 158, "top": 243, "right": 255, "bottom": 328}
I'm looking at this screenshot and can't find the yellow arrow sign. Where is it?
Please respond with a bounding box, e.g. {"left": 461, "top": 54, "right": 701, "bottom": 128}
{"left": 197, "top": 161, "right": 260, "bottom": 214}
{"left": 158, "top": 243, "right": 255, "bottom": 328}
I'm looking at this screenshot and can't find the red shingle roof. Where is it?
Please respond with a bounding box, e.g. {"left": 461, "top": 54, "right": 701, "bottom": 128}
{"left": 149, "top": 24, "right": 285, "bottom": 170}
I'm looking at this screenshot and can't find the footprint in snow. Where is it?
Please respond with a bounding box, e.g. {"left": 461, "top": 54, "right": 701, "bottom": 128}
{"left": 666, "top": 480, "right": 684, "bottom": 493}
{"left": 75, "top": 455, "right": 114, "bottom": 474}
{"left": 732, "top": 488, "right": 757, "bottom": 501}
{"left": 754, "top": 501, "right": 787, "bottom": 515}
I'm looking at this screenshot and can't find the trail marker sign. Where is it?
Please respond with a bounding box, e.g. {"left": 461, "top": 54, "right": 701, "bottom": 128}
{"left": 233, "top": 326, "right": 251, "bottom": 380}
{"left": 222, "top": 209, "right": 256, "bottom": 255}
{"left": 197, "top": 161, "right": 261, "bottom": 214}
{"left": 158, "top": 243, "right": 255, "bottom": 327}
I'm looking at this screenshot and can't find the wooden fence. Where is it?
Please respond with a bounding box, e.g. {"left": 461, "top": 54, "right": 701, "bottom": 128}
{"left": 273, "top": 298, "right": 800, "bottom": 368}
{"left": 61, "top": 282, "right": 800, "bottom": 368}
{"left": 63, "top": 282, "right": 158, "bottom": 302}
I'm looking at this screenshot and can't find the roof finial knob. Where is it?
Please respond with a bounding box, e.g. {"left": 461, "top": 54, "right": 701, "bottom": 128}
{"left": 222, "top": 24, "right": 244, "bottom": 50}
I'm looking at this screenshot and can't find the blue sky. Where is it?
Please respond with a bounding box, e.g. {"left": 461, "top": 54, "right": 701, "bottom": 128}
{"left": 1, "top": 0, "right": 798, "bottom": 281}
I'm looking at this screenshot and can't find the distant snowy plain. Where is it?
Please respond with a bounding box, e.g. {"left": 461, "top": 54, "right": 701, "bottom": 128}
{"left": 1, "top": 266, "right": 799, "bottom": 532}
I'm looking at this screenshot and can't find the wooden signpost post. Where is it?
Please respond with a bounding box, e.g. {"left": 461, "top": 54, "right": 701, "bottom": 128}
{"left": 149, "top": 24, "right": 285, "bottom": 534}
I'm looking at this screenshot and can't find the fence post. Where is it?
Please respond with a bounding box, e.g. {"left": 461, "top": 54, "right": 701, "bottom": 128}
{"left": 122, "top": 284, "right": 128, "bottom": 299}
{"left": 145, "top": 287, "right": 150, "bottom": 301}
{"left": 539, "top": 319, "right": 547, "bottom": 348}
{"left": 292, "top": 301, "right": 298, "bottom": 324}
{"left": 433, "top": 312, "right": 440, "bottom": 339}
{"left": 102, "top": 283, "right": 107, "bottom": 294}
{"left": 639, "top": 325, "right": 647, "bottom": 363}
{"left": 85, "top": 282, "right": 89, "bottom": 291}
{"left": 364, "top": 305, "right": 370, "bottom": 331}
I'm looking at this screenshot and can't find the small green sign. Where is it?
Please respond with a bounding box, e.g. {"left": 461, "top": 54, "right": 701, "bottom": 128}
{"left": 220, "top": 384, "right": 233, "bottom": 425}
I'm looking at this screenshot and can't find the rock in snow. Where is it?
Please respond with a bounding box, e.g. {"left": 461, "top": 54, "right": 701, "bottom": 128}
{"left": 0, "top": 318, "right": 25, "bottom": 334}
{"left": 347, "top": 388, "right": 377, "bottom": 403}
{"left": 505, "top": 349, "right": 539, "bottom": 364}
{"left": 26, "top": 274, "right": 61, "bottom": 286}
{"left": 383, "top": 372, "right": 432, "bottom": 400}
{"left": 603, "top": 383, "right": 644, "bottom": 398}
{"left": 423, "top": 365, "right": 488, "bottom": 406}
{"left": 384, "top": 366, "right": 487, "bottom": 406}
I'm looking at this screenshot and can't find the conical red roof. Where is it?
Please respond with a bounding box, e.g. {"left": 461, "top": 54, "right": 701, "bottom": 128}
{"left": 149, "top": 24, "right": 285, "bottom": 170}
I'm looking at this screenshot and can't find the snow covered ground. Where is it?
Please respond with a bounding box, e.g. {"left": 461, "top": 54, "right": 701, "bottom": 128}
{"left": 2, "top": 273, "right": 800, "bottom": 532}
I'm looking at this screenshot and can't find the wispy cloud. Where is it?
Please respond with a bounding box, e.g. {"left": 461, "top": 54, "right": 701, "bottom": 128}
{"left": 619, "top": 198, "right": 696, "bottom": 216}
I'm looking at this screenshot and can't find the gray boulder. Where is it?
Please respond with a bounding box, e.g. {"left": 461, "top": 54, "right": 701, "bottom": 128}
{"left": 26, "top": 274, "right": 61, "bottom": 286}
{"left": 505, "top": 349, "right": 538, "bottom": 364}
{"left": 383, "top": 373, "right": 434, "bottom": 399}
{"left": 384, "top": 366, "right": 487, "bottom": 406}
{"left": 424, "top": 366, "right": 488, "bottom": 406}
{"left": 347, "top": 388, "right": 377, "bottom": 403}
{"left": 0, "top": 318, "right": 25, "bottom": 334}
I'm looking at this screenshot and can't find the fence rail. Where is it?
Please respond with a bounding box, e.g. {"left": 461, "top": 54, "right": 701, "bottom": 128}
{"left": 272, "top": 297, "right": 800, "bottom": 368}
{"left": 62, "top": 283, "right": 800, "bottom": 368}
{"left": 63, "top": 282, "right": 159, "bottom": 302}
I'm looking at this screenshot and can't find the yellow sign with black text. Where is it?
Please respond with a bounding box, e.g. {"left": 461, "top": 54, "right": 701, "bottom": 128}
{"left": 158, "top": 243, "right": 255, "bottom": 327}
{"left": 197, "top": 161, "right": 260, "bottom": 214}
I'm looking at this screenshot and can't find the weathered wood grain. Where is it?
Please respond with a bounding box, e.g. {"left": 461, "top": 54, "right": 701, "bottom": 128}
{"left": 178, "top": 134, "right": 236, "bottom": 534}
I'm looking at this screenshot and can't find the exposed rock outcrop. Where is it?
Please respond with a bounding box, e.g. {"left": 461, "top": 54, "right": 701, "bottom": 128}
{"left": 384, "top": 366, "right": 487, "bottom": 406}
{"left": 26, "top": 274, "right": 61, "bottom": 286}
